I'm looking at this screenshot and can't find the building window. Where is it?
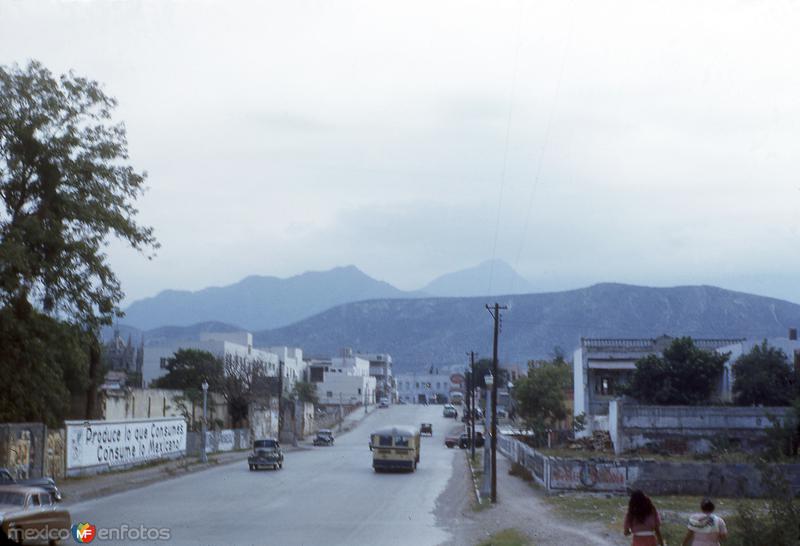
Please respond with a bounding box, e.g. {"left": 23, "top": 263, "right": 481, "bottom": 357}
{"left": 159, "top": 357, "right": 168, "bottom": 369}
{"left": 415, "top": 382, "right": 419, "bottom": 388}
{"left": 358, "top": 388, "right": 362, "bottom": 395}
{"left": 326, "top": 391, "right": 333, "bottom": 398}
{"left": 596, "top": 376, "right": 616, "bottom": 396}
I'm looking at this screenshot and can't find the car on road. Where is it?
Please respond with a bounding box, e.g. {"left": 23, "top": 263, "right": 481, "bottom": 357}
{"left": 420, "top": 423, "right": 433, "bottom": 436}
{"left": 442, "top": 405, "right": 457, "bottom": 419}
{"left": 461, "top": 408, "right": 483, "bottom": 423}
{"left": 0, "top": 468, "right": 62, "bottom": 502}
{"left": 378, "top": 398, "right": 389, "bottom": 408}
{"left": 313, "top": 429, "right": 335, "bottom": 446}
{"left": 458, "top": 432, "right": 484, "bottom": 449}
{"left": 248, "top": 438, "right": 284, "bottom": 470}
{"left": 444, "top": 434, "right": 459, "bottom": 448}
{"left": 0, "top": 484, "right": 70, "bottom": 544}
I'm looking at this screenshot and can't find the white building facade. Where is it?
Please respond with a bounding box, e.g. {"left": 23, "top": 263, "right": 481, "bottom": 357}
{"left": 309, "top": 356, "right": 377, "bottom": 406}
{"left": 395, "top": 372, "right": 460, "bottom": 404}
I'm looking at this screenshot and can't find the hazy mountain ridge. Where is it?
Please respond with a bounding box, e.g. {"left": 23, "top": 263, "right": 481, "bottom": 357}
{"left": 422, "top": 259, "right": 534, "bottom": 297}
{"left": 121, "top": 265, "right": 422, "bottom": 331}
{"left": 251, "top": 283, "right": 800, "bottom": 371}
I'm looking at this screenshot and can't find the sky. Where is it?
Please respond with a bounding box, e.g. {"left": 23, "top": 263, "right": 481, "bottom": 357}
{"left": 2, "top": 0, "right": 800, "bottom": 304}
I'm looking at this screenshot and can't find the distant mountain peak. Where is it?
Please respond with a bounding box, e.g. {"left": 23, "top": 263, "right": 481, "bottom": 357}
{"left": 422, "top": 259, "right": 534, "bottom": 297}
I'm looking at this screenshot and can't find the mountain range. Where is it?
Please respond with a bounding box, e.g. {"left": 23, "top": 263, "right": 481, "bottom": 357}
{"left": 111, "top": 281, "right": 800, "bottom": 373}
{"left": 120, "top": 260, "right": 530, "bottom": 331}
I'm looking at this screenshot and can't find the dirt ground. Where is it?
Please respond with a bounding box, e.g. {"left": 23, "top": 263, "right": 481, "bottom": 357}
{"left": 436, "top": 452, "right": 627, "bottom": 546}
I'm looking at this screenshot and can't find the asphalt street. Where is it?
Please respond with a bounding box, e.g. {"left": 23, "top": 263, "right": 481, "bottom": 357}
{"left": 68, "top": 405, "right": 465, "bottom": 546}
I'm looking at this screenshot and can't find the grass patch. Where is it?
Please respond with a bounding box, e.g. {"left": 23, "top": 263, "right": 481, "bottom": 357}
{"left": 544, "top": 492, "right": 763, "bottom": 546}
{"left": 476, "top": 528, "right": 532, "bottom": 546}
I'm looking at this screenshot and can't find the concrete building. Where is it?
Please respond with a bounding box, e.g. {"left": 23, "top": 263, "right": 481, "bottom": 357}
{"left": 267, "top": 346, "right": 306, "bottom": 392}
{"left": 142, "top": 331, "right": 279, "bottom": 386}
{"left": 308, "top": 356, "right": 376, "bottom": 406}
{"left": 358, "top": 352, "right": 394, "bottom": 402}
{"left": 573, "top": 335, "right": 744, "bottom": 435}
{"left": 395, "top": 371, "right": 460, "bottom": 404}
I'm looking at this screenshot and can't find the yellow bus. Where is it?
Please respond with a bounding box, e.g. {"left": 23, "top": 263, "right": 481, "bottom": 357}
{"left": 369, "top": 425, "right": 421, "bottom": 472}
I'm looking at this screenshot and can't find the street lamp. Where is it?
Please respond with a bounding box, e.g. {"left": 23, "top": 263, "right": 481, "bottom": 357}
{"left": 200, "top": 380, "right": 209, "bottom": 463}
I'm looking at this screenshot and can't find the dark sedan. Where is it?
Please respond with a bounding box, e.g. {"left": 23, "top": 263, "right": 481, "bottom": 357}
{"left": 0, "top": 485, "right": 71, "bottom": 544}
{"left": 248, "top": 439, "right": 284, "bottom": 470}
{"left": 0, "top": 468, "right": 61, "bottom": 502}
{"left": 313, "top": 430, "right": 335, "bottom": 446}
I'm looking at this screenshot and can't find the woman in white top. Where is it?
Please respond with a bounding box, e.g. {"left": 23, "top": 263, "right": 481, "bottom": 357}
{"left": 681, "top": 499, "right": 728, "bottom": 546}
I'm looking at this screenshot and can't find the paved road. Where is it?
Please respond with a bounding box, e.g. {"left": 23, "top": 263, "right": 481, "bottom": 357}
{"left": 68, "top": 405, "right": 465, "bottom": 546}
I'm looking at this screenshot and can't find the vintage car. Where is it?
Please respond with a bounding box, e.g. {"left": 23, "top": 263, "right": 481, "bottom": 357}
{"left": 419, "top": 423, "right": 433, "bottom": 436}
{"left": 0, "top": 484, "right": 71, "bottom": 544}
{"left": 312, "top": 429, "right": 335, "bottom": 446}
{"left": 248, "top": 438, "right": 284, "bottom": 470}
{"left": 444, "top": 434, "right": 460, "bottom": 448}
{"left": 378, "top": 398, "right": 389, "bottom": 408}
{"left": 0, "top": 468, "right": 62, "bottom": 502}
{"left": 442, "top": 404, "right": 457, "bottom": 419}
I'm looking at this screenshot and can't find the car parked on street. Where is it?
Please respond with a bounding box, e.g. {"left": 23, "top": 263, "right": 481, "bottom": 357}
{"left": 0, "top": 484, "right": 71, "bottom": 544}
{"left": 248, "top": 438, "right": 284, "bottom": 470}
{"left": 312, "top": 429, "right": 335, "bottom": 446}
{"left": 0, "top": 468, "right": 62, "bottom": 502}
{"left": 444, "top": 434, "right": 459, "bottom": 448}
{"left": 420, "top": 423, "right": 433, "bottom": 436}
{"left": 378, "top": 398, "right": 389, "bottom": 408}
{"left": 442, "top": 405, "right": 457, "bottom": 419}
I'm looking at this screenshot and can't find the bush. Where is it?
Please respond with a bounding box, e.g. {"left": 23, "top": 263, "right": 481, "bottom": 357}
{"left": 729, "top": 465, "right": 800, "bottom": 546}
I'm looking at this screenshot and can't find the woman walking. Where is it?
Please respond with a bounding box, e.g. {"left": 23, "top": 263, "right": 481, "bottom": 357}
{"left": 624, "top": 490, "right": 665, "bottom": 546}
{"left": 681, "top": 499, "right": 728, "bottom": 545}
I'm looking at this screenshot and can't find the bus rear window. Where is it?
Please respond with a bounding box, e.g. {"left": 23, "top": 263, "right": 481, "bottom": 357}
{"left": 378, "top": 435, "right": 392, "bottom": 447}
{"left": 394, "top": 436, "right": 409, "bottom": 447}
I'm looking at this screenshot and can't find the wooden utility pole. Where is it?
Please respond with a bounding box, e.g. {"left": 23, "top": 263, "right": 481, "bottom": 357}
{"left": 467, "top": 351, "right": 477, "bottom": 459}
{"left": 485, "top": 303, "right": 507, "bottom": 503}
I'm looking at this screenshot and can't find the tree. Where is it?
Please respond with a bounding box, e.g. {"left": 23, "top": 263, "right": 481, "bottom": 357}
{"left": 732, "top": 341, "right": 795, "bottom": 406}
{"left": 152, "top": 349, "right": 224, "bottom": 392}
{"left": 292, "top": 380, "right": 319, "bottom": 405}
{"left": 627, "top": 337, "right": 729, "bottom": 405}
{"left": 0, "top": 60, "right": 157, "bottom": 423}
{"left": 513, "top": 359, "right": 571, "bottom": 439}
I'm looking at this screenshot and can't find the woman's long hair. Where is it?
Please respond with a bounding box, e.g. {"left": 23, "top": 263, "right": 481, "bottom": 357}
{"left": 628, "top": 490, "right": 656, "bottom": 524}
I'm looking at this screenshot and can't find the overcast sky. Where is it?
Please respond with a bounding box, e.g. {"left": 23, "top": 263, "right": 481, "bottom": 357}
{"left": 2, "top": 0, "right": 800, "bottom": 304}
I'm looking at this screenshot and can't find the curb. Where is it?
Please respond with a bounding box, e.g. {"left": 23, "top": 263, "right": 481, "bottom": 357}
{"left": 466, "top": 451, "right": 483, "bottom": 504}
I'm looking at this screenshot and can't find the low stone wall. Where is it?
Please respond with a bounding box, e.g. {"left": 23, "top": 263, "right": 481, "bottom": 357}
{"left": 498, "top": 434, "right": 800, "bottom": 498}
{"left": 610, "top": 402, "right": 792, "bottom": 454}
{"left": 0, "top": 423, "right": 46, "bottom": 479}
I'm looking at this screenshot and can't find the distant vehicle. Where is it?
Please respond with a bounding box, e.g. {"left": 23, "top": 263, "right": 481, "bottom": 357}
{"left": 420, "top": 423, "right": 433, "bottom": 436}
{"left": 397, "top": 399, "right": 407, "bottom": 405}
{"left": 369, "top": 425, "right": 421, "bottom": 472}
{"left": 313, "top": 429, "right": 335, "bottom": 446}
{"left": 379, "top": 398, "right": 389, "bottom": 408}
{"left": 449, "top": 392, "right": 464, "bottom": 405}
{"left": 248, "top": 438, "right": 284, "bottom": 470}
{"left": 444, "top": 434, "right": 459, "bottom": 448}
{"left": 0, "top": 485, "right": 70, "bottom": 543}
{"left": 0, "top": 468, "right": 61, "bottom": 502}
{"left": 496, "top": 407, "right": 509, "bottom": 419}
{"left": 442, "top": 405, "right": 457, "bottom": 419}
{"left": 458, "top": 432, "right": 484, "bottom": 449}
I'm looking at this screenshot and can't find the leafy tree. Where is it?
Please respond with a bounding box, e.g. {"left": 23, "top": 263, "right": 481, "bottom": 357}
{"left": 292, "top": 380, "right": 319, "bottom": 405}
{"left": 0, "top": 307, "right": 89, "bottom": 426}
{"left": 0, "top": 60, "right": 157, "bottom": 422}
{"left": 627, "top": 337, "right": 729, "bottom": 405}
{"left": 152, "top": 349, "right": 224, "bottom": 392}
{"left": 513, "top": 359, "right": 571, "bottom": 439}
{"left": 732, "top": 341, "right": 795, "bottom": 406}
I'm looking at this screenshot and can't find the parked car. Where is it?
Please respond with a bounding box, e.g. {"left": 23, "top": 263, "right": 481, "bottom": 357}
{"left": 378, "top": 398, "right": 389, "bottom": 408}
{"left": 444, "top": 434, "right": 459, "bottom": 448}
{"left": 248, "top": 438, "right": 284, "bottom": 470}
{"left": 313, "top": 429, "right": 335, "bottom": 446}
{"left": 442, "top": 405, "right": 457, "bottom": 419}
{"left": 458, "top": 431, "right": 485, "bottom": 449}
{"left": 0, "top": 468, "right": 62, "bottom": 502}
{"left": 0, "top": 484, "right": 71, "bottom": 544}
{"left": 461, "top": 408, "right": 484, "bottom": 423}
{"left": 420, "top": 423, "right": 433, "bottom": 436}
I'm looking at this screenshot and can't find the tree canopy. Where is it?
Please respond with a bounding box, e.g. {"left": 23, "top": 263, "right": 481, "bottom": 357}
{"left": 0, "top": 60, "right": 157, "bottom": 327}
{"left": 513, "top": 359, "right": 571, "bottom": 437}
{"left": 732, "top": 341, "right": 795, "bottom": 406}
{"left": 627, "top": 337, "right": 729, "bottom": 405}
{"left": 152, "top": 349, "right": 225, "bottom": 392}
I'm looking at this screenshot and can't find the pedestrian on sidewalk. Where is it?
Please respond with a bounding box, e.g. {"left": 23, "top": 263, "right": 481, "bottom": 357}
{"left": 681, "top": 499, "right": 728, "bottom": 546}
{"left": 623, "top": 490, "right": 665, "bottom": 546}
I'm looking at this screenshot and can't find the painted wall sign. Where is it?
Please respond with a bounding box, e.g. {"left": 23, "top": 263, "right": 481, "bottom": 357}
{"left": 65, "top": 418, "right": 186, "bottom": 472}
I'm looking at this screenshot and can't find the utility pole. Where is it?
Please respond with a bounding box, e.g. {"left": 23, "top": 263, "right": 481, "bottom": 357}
{"left": 466, "top": 351, "right": 477, "bottom": 459}
{"left": 278, "top": 360, "right": 284, "bottom": 440}
{"left": 485, "top": 303, "right": 507, "bottom": 504}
